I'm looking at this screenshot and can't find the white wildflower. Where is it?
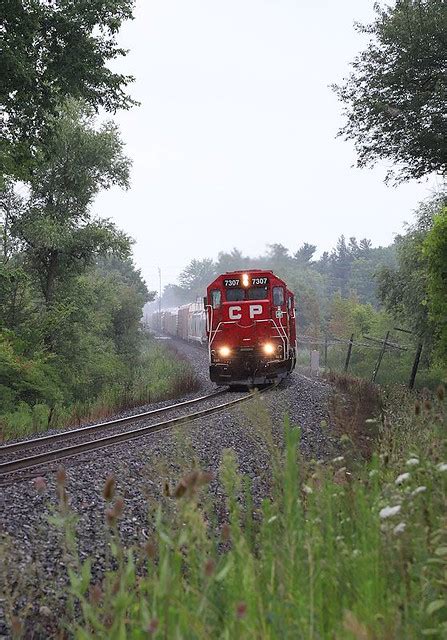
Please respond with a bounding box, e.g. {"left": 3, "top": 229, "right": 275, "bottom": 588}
{"left": 437, "top": 463, "right": 447, "bottom": 472}
{"left": 393, "top": 522, "right": 406, "bottom": 535}
{"left": 303, "top": 485, "right": 313, "bottom": 495}
{"left": 412, "top": 486, "right": 427, "bottom": 497}
{"left": 380, "top": 505, "right": 401, "bottom": 519}
{"left": 352, "top": 549, "right": 360, "bottom": 557}
{"left": 395, "top": 473, "right": 410, "bottom": 485}
{"left": 406, "top": 458, "right": 419, "bottom": 467}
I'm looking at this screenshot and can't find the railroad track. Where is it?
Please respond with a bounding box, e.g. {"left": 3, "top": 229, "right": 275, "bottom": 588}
{"left": 0, "top": 385, "right": 275, "bottom": 480}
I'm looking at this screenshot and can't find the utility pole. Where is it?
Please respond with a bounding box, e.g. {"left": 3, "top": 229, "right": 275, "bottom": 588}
{"left": 158, "top": 267, "right": 162, "bottom": 331}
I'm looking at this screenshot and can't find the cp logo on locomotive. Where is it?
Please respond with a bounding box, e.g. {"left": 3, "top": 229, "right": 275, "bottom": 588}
{"left": 228, "top": 304, "right": 263, "bottom": 320}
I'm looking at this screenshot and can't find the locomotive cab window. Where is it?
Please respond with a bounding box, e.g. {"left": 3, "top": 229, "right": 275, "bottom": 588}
{"left": 247, "top": 286, "right": 268, "bottom": 300}
{"left": 226, "top": 288, "right": 245, "bottom": 302}
{"left": 211, "top": 289, "right": 221, "bottom": 309}
{"left": 273, "top": 286, "right": 285, "bottom": 306}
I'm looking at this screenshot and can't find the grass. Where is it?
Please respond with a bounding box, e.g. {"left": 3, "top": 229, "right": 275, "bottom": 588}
{"left": 0, "top": 340, "right": 200, "bottom": 442}
{"left": 5, "top": 382, "right": 446, "bottom": 639}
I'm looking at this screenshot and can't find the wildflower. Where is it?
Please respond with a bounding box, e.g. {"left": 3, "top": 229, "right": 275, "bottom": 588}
{"left": 303, "top": 485, "right": 313, "bottom": 495}
{"left": 352, "top": 549, "right": 360, "bottom": 557}
{"left": 89, "top": 584, "right": 102, "bottom": 606}
{"left": 406, "top": 458, "right": 419, "bottom": 467}
{"left": 334, "top": 467, "right": 350, "bottom": 485}
{"left": 144, "top": 540, "right": 157, "bottom": 560}
{"left": 103, "top": 474, "right": 116, "bottom": 501}
{"left": 395, "top": 473, "right": 410, "bottom": 485}
{"left": 174, "top": 470, "right": 213, "bottom": 499}
{"left": 147, "top": 619, "right": 159, "bottom": 634}
{"left": 34, "top": 476, "right": 47, "bottom": 493}
{"left": 437, "top": 463, "right": 447, "bottom": 472}
{"left": 163, "top": 481, "right": 171, "bottom": 497}
{"left": 236, "top": 602, "right": 247, "bottom": 619}
{"left": 105, "top": 508, "right": 116, "bottom": 527}
{"left": 393, "top": 522, "right": 406, "bottom": 535}
{"left": 221, "top": 523, "right": 231, "bottom": 543}
{"left": 379, "top": 505, "right": 401, "bottom": 519}
{"left": 412, "top": 486, "right": 427, "bottom": 496}
{"left": 11, "top": 617, "right": 23, "bottom": 637}
{"left": 204, "top": 559, "right": 215, "bottom": 577}
{"left": 112, "top": 577, "right": 121, "bottom": 595}
{"left": 113, "top": 497, "right": 125, "bottom": 519}
{"left": 56, "top": 466, "right": 67, "bottom": 486}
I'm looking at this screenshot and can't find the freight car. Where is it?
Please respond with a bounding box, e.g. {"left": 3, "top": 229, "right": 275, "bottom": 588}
{"left": 154, "top": 302, "right": 207, "bottom": 344}
{"left": 205, "top": 270, "right": 297, "bottom": 386}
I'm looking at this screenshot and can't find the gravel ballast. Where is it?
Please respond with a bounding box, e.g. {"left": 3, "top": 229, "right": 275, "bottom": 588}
{"left": 0, "top": 338, "right": 338, "bottom": 638}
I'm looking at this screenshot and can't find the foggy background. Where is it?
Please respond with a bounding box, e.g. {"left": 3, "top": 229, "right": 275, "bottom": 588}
{"left": 93, "top": 0, "right": 437, "bottom": 291}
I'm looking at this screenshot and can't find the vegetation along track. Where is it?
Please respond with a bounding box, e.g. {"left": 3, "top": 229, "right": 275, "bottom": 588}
{"left": 0, "top": 385, "right": 276, "bottom": 480}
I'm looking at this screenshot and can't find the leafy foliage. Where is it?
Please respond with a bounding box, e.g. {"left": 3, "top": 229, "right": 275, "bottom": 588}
{"left": 424, "top": 206, "right": 447, "bottom": 361}
{"left": 333, "top": 0, "right": 447, "bottom": 182}
{"left": 6, "top": 101, "right": 132, "bottom": 315}
{"left": 0, "top": 102, "right": 160, "bottom": 438}
{"left": 2, "top": 0, "right": 137, "bottom": 179}
{"left": 377, "top": 194, "right": 446, "bottom": 352}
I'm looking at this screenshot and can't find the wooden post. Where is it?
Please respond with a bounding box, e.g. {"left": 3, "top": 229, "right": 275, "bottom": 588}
{"left": 344, "top": 333, "right": 354, "bottom": 372}
{"left": 371, "top": 330, "right": 390, "bottom": 383}
{"left": 409, "top": 342, "right": 423, "bottom": 390}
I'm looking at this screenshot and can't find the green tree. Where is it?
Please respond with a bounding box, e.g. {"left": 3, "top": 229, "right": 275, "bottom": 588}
{"left": 216, "top": 248, "right": 251, "bottom": 273}
{"left": 293, "top": 243, "right": 317, "bottom": 266}
{"left": 333, "top": 0, "right": 446, "bottom": 182}
{"left": 2, "top": 0, "right": 136, "bottom": 179}
{"left": 377, "top": 194, "right": 446, "bottom": 355}
{"left": 424, "top": 207, "right": 447, "bottom": 362}
{"left": 8, "top": 101, "right": 131, "bottom": 317}
{"left": 178, "top": 258, "right": 216, "bottom": 300}
{"left": 266, "top": 243, "right": 291, "bottom": 269}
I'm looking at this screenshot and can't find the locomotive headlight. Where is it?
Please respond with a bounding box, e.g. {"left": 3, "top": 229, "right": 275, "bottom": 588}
{"left": 242, "top": 273, "right": 249, "bottom": 287}
{"left": 263, "top": 342, "right": 275, "bottom": 356}
{"left": 218, "top": 346, "right": 231, "bottom": 358}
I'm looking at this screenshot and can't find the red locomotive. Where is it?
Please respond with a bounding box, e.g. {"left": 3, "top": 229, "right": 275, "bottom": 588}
{"left": 205, "top": 270, "right": 297, "bottom": 386}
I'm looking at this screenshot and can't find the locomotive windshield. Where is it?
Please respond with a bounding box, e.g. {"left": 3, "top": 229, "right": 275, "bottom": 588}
{"left": 226, "top": 288, "right": 245, "bottom": 301}
{"left": 247, "top": 286, "right": 268, "bottom": 300}
{"left": 225, "top": 286, "right": 269, "bottom": 302}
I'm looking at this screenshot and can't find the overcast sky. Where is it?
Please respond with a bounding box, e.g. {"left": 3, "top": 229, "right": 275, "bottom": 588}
{"left": 93, "top": 0, "right": 437, "bottom": 292}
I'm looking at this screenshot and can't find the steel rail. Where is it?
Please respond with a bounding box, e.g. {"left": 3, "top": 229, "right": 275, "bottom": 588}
{"left": 0, "top": 389, "right": 226, "bottom": 456}
{"left": 0, "top": 387, "right": 272, "bottom": 477}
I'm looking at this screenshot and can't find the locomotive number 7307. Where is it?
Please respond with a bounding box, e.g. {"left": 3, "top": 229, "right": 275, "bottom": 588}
{"left": 251, "top": 277, "right": 268, "bottom": 285}
{"left": 224, "top": 277, "right": 269, "bottom": 287}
